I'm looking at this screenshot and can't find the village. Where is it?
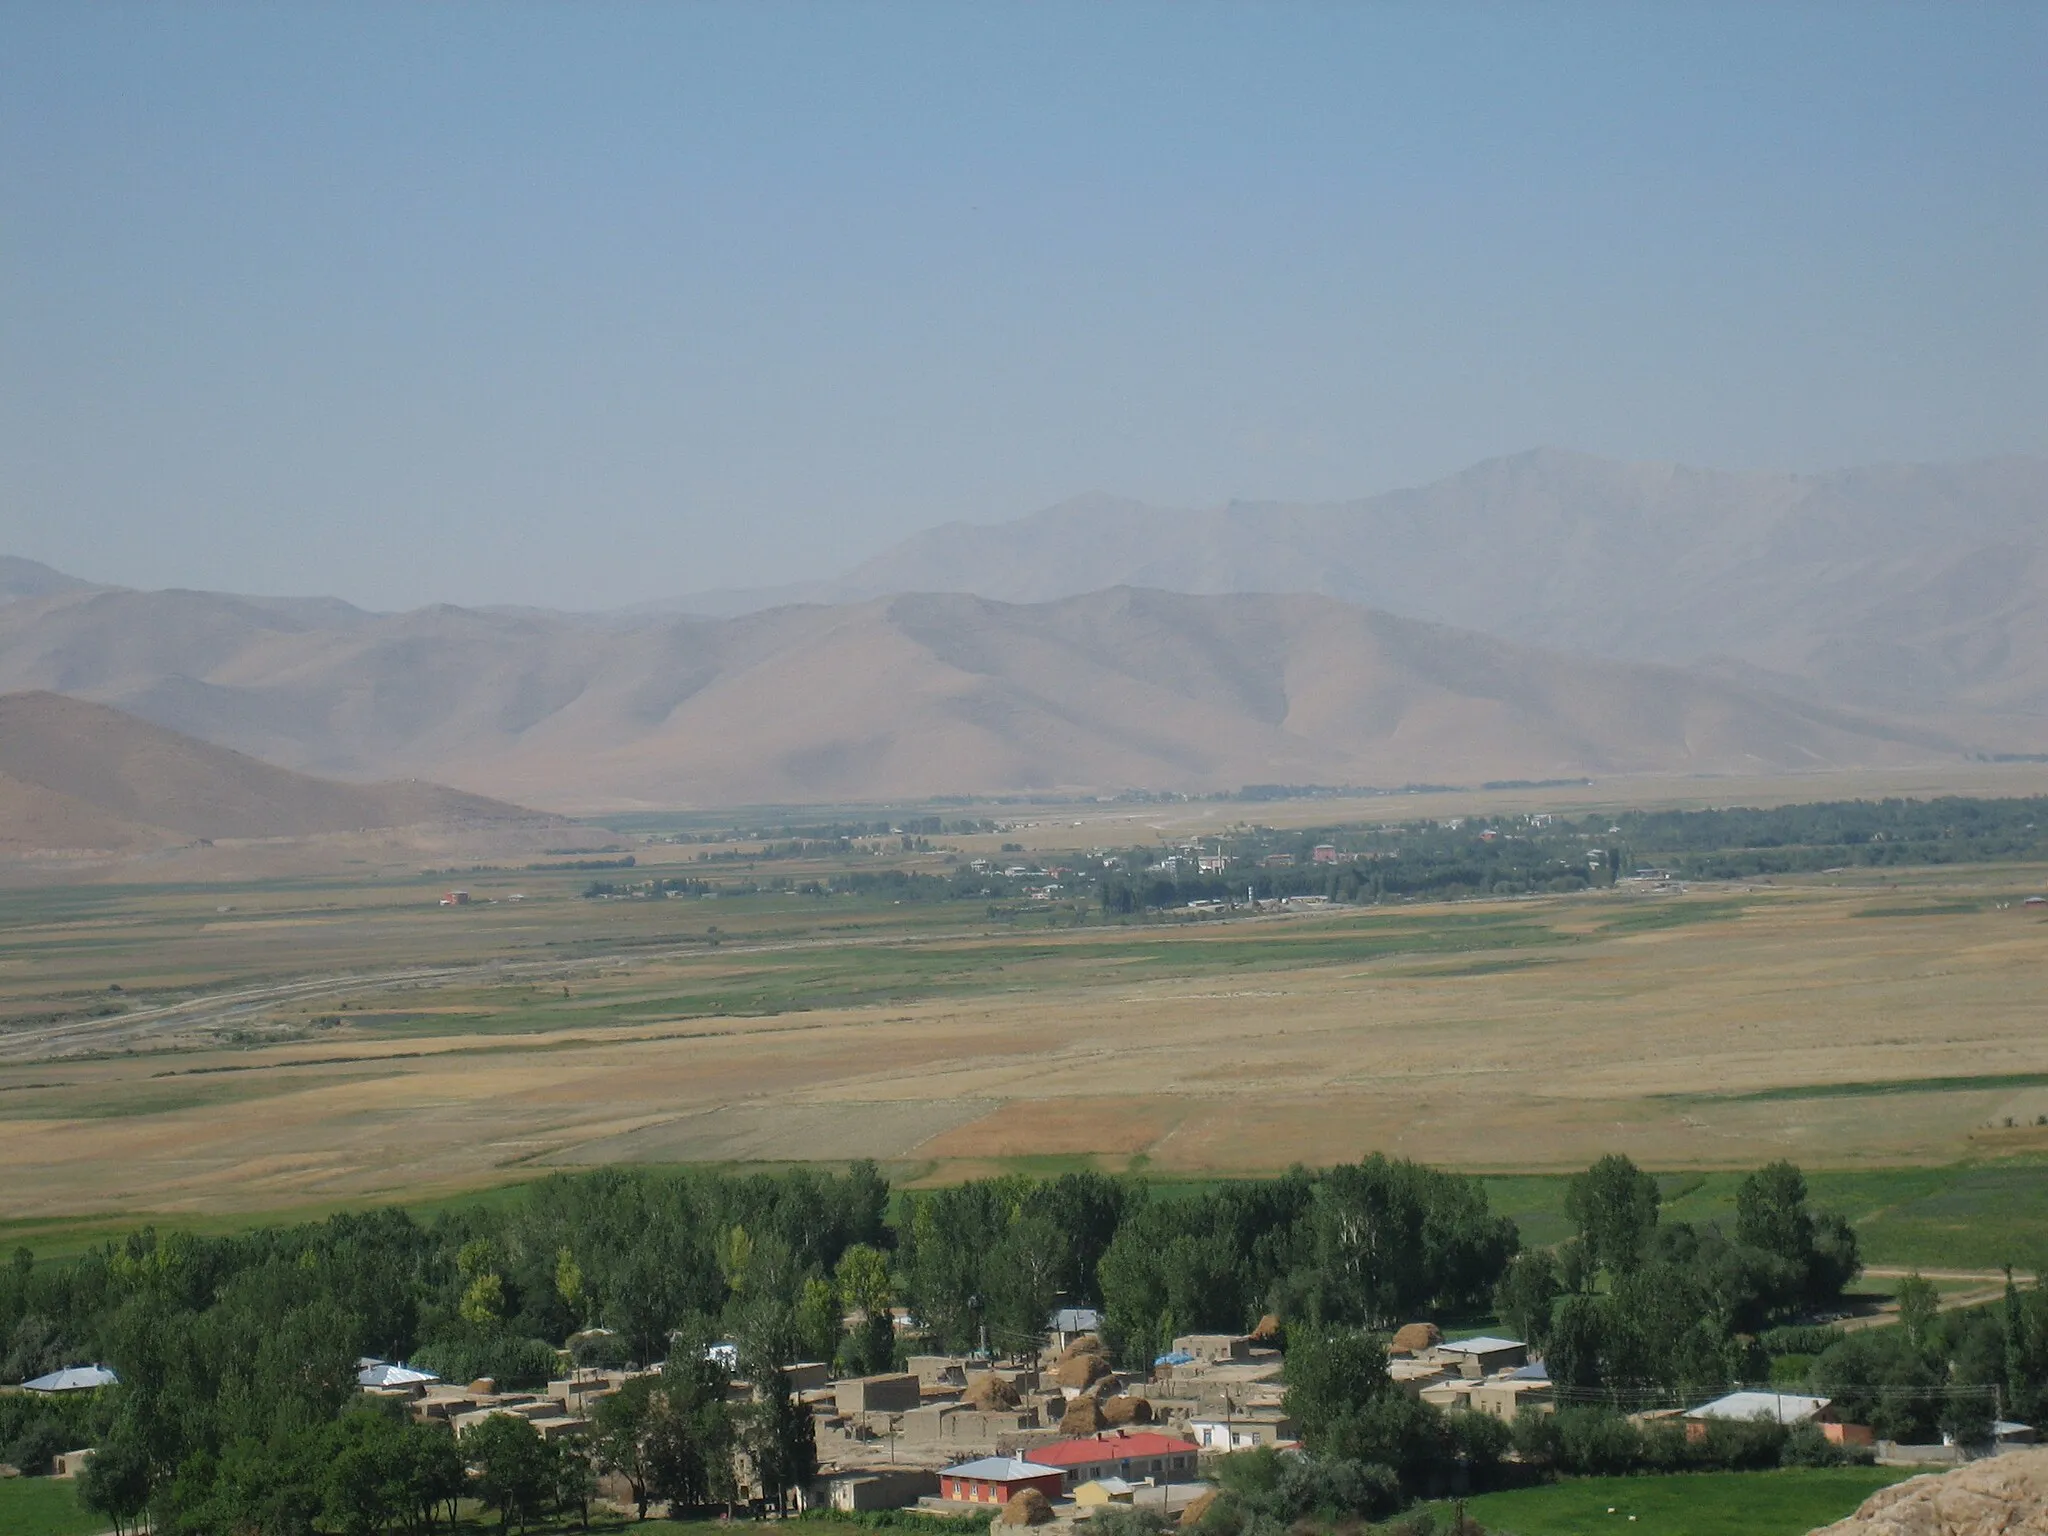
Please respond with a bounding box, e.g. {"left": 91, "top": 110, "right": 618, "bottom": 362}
{"left": 171, "top": 1303, "right": 1937, "bottom": 1531}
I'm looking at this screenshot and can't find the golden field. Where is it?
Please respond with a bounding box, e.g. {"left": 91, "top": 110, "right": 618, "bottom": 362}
{"left": 3, "top": 849, "right": 2046, "bottom": 1224}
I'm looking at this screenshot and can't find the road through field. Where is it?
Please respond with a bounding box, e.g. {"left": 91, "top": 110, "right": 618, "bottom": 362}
{"left": 5, "top": 874, "right": 2048, "bottom": 1218}
{"left": 0, "top": 919, "right": 1024, "bottom": 1061}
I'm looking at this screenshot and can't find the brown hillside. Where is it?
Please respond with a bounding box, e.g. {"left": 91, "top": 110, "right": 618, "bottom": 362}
{"left": 0, "top": 586, "right": 1990, "bottom": 811}
{"left": 0, "top": 691, "right": 539, "bottom": 846}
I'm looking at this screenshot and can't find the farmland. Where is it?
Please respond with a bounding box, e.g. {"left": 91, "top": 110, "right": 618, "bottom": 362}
{"left": 1424, "top": 1467, "right": 1915, "bottom": 1535}
{"left": 1, "top": 798, "right": 2046, "bottom": 1237}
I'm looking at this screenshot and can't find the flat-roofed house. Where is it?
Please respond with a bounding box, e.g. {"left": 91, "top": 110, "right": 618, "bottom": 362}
{"left": 937, "top": 1457, "right": 1064, "bottom": 1506}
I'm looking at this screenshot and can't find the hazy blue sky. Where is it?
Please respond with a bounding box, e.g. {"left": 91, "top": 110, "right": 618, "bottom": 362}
{"left": 3, "top": 3, "right": 2043, "bottom": 610}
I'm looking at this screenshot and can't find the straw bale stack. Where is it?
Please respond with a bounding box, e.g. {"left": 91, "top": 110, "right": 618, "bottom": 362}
{"left": 996, "top": 1488, "right": 1055, "bottom": 1526}
{"left": 1389, "top": 1323, "right": 1441, "bottom": 1356}
{"left": 1060, "top": 1396, "right": 1109, "bottom": 1435}
{"left": 1100, "top": 1394, "right": 1154, "bottom": 1426}
{"left": 1054, "top": 1352, "right": 1115, "bottom": 1390}
{"left": 963, "top": 1374, "right": 1023, "bottom": 1412}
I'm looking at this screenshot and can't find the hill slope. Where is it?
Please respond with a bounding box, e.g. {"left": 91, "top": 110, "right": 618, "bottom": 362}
{"left": 682, "top": 450, "right": 2048, "bottom": 716}
{"left": 0, "top": 692, "right": 540, "bottom": 851}
{"left": 0, "top": 587, "right": 1977, "bottom": 810}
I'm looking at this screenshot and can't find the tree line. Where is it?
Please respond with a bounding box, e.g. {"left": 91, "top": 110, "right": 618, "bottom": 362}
{"left": 9, "top": 1153, "right": 2044, "bottom": 1531}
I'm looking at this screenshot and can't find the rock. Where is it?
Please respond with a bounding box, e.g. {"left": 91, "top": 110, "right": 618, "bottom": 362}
{"left": 996, "top": 1488, "right": 1055, "bottom": 1526}
{"left": 1389, "top": 1323, "right": 1441, "bottom": 1357}
{"left": 1811, "top": 1449, "right": 2048, "bottom": 1534}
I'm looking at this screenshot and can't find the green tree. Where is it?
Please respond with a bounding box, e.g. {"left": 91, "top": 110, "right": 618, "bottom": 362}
{"left": 793, "top": 1275, "right": 840, "bottom": 1365}
{"left": 323, "top": 1408, "right": 409, "bottom": 1536}
{"left": 78, "top": 1430, "right": 153, "bottom": 1536}
{"left": 985, "top": 1212, "right": 1069, "bottom": 1358}
{"left": 834, "top": 1244, "right": 895, "bottom": 1375}
{"left": 555, "top": 1248, "right": 585, "bottom": 1324}
{"left": 1281, "top": 1326, "right": 1392, "bottom": 1451}
{"left": 1492, "top": 1250, "right": 1561, "bottom": 1352}
{"left": 743, "top": 1365, "right": 816, "bottom": 1516}
{"left": 460, "top": 1272, "right": 507, "bottom": 1330}
{"left": 403, "top": 1421, "right": 466, "bottom": 1534}
{"left": 1545, "top": 1295, "right": 1607, "bottom": 1397}
{"left": 1896, "top": 1273, "right": 1940, "bottom": 1354}
{"left": 592, "top": 1376, "right": 658, "bottom": 1520}
{"left": 469, "top": 1414, "right": 550, "bottom": 1533}
{"left": 715, "top": 1227, "right": 755, "bottom": 1296}
{"left": 1564, "top": 1155, "right": 1661, "bottom": 1278}
{"left": 549, "top": 1439, "right": 597, "bottom": 1530}
{"left": 1735, "top": 1162, "right": 1815, "bottom": 1262}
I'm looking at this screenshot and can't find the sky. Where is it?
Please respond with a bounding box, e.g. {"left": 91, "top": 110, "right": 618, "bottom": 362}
{"left": 2, "top": 3, "right": 2043, "bottom": 611}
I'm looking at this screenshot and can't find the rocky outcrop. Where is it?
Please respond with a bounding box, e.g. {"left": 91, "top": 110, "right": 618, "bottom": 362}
{"left": 1811, "top": 1450, "right": 2048, "bottom": 1534}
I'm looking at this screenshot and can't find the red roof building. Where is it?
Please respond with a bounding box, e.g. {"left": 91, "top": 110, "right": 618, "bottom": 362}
{"left": 937, "top": 1458, "right": 1065, "bottom": 1505}
{"left": 1023, "top": 1431, "right": 1200, "bottom": 1491}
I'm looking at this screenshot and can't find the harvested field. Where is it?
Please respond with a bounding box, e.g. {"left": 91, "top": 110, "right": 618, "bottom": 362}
{"left": 0, "top": 858, "right": 2046, "bottom": 1227}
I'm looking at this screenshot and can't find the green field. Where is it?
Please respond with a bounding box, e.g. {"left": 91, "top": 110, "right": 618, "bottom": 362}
{"left": 1435, "top": 1468, "right": 1914, "bottom": 1536}
{"left": 6, "top": 1150, "right": 2046, "bottom": 1273}
{"left": 1482, "top": 1158, "right": 2048, "bottom": 1272}
{"left": 0, "top": 1478, "right": 107, "bottom": 1536}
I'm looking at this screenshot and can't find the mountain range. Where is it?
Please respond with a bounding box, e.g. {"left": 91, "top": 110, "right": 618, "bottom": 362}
{"left": 676, "top": 449, "right": 2048, "bottom": 718}
{"left": 1, "top": 448, "right": 2042, "bottom": 811}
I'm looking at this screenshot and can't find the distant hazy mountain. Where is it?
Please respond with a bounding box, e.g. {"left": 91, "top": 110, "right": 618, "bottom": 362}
{"left": 0, "top": 583, "right": 1974, "bottom": 811}
{"left": 0, "top": 691, "right": 541, "bottom": 853}
{"left": 0, "top": 555, "right": 94, "bottom": 605}
{"left": 672, "top": 450, "right": 2048, "bottom": 716}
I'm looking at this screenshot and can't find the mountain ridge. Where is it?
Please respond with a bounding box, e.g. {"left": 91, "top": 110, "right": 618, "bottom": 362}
{"left": 0, "top": 690, "right": 545, "bottom": 853}
{"left": 0, "top": 582, "right": 1990, "bottom": 812}
{"left": 663, "top": 449, "right": 2048, "bottom": 715}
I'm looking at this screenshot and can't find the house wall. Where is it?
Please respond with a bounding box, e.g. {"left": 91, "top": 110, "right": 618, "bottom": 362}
{"left": 940, "top": 1472, "right": 1063, "bottom": 1504}
{"left": 836, "top": 1374, "right": 922, "bottom": 1415}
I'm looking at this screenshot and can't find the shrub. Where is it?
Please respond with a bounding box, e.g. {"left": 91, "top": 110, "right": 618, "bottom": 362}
{"left": 569, "top": 1331, "right": 631, "bottom": 1369}
{"left": 1781, "top": 1422, "right": 1874, "bottom": 1468}
{"left": 1443, "top": 1410, "right": 1512, "bottom": 1474}
{"left": 1552, "top": 1407, "right": 1641, "bottom": 1475}
{"left": 1761, "top": 1324, "right": 1845, "bottom": 1356}
{"left": 3, "top": 1415, "right": 66, "bottom": 1476}
{"left": 1087, "top": 1507, "right": 1173, "bottom": 1536}
{"left": 411, "top": 1334, "right": 561, "bottom": 1390}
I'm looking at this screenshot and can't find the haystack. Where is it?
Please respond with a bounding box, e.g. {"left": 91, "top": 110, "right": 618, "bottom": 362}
{"left": 1054, "top": 1352, "right": 1115, "bottom": 1390}
{"left": 1060, "top": 1395, "right": 1109, "bottom": 1435}
{"left": 996, "top": 1488, "right": 1055, "bottom": 1527}
{"left": 1248, "top": 1314, "right": 1283, "bottom": 1345}
{"left": 1100, "top": 1394, "right": 1153, "bottom": 1426}
{"left": 1389, "top": 1322, "right": 1441, "bottom": 1357}
{"left": 963, "top": 1374, "right": 1022, "bottom": 1412}
{"left": 1178, "top": 1490, "right": 1217, "bottom": 1529}
{"left": 1058, "top": 1334, "right": 1106, "bottom": 1362}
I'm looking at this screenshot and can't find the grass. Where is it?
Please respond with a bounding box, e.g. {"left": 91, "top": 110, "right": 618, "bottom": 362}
{"left": 1434, "top": 1467, "right": 1913, "bottom": 1536}
{"left": 0, "top": 1477, "right": 107, "bottom": 1536}
{"left": 1665, "top": 1072, "right": 2048, "bottom": 1105}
